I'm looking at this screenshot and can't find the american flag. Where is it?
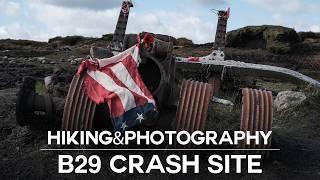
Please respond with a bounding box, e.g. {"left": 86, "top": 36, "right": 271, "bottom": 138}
{"left": 77, "top": 45, "right": 157, "bottom": 132}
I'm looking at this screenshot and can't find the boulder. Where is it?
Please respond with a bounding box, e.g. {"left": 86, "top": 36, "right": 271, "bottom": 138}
{"left": 274, "top": 91, "right": 307, "bottom": 111}
{"left": 176, "top": 37, "right": 194, "bottom": 46}
{"left": 155, "top": 34, "right": 177, "bottom": 45}
{"left": 48, "top": 36, "right": 86, "bottom": 46}
{"left": 226, "top": 25, "right": 300, "bottom": 54}
{"left": 37, "top": 57, "right": 46, "bottom": 61}
{"left": 44, "top": 76, "right": 53, "bottom": 91}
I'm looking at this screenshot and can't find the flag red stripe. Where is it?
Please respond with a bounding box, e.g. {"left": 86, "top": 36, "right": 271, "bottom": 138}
{"left": 99, "top": 66, "right": 149, "bottom": 108}
{"left": 121, "top": 55, "right": 155, "bottom": 102}
{"left": 81, "top": 45, "right": 156, "bottom": 120}
{"left": 83, "top": 75, "right": 125, "bottom": 118}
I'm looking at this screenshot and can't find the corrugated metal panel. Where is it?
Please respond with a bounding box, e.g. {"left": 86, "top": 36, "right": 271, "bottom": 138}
{"left": 175, "top": 79, "right": 213, "bottom": 132}
{"left": 62, "top": 74, "right": 96, "bottom": 131}
{"left": 239, "top": 88, "right": 273, "bottom": 158}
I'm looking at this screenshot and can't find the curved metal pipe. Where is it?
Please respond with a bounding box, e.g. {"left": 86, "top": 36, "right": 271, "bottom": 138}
{"left": 176, "top": 58, "right": 320, "bottom": 87}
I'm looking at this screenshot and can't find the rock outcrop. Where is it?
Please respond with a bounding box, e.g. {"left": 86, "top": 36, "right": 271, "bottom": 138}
{"left": 226, "top": 25, "right": 300, "bottom": 54}
{"left": 176, "top": 37, "right": 194, "bottom": 46}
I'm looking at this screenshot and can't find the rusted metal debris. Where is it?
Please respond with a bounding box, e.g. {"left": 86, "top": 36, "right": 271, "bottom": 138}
{"left": 176, "top": 59, "right": 320, "bottom": 87}
{"left": 111, "top": 0, "right": 133, "bottom": 52}
{"left": 213, "top": 8, "right": 230, "bottom": 50}
{"left": 239, "top": 88, "right": 273, "bottom": 157}
{"left": 16, "top": 77, "right": 66, "bottom": 129}
{"left": 175, "top": 79, "right": 213, "bottom": 133}
{"left": 60, "top": 39, "right": 176, "bottom": 131}
{"left": 61, "top": 74, "right": 96, "bottom": 131}
{"left": 16, "top": 77, "right": 54, "bottom": 126}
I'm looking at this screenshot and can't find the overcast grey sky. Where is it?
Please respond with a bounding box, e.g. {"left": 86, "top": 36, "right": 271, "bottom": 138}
{"left": 0, "top": 0, "right": 319, "bottom": 43}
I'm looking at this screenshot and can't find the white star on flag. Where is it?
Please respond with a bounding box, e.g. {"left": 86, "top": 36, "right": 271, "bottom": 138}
{"left": 136, "top": 113, "right": 144, "bottom": 124}
{"left": 121, "top": 121, "right": 128, "bottom": 131}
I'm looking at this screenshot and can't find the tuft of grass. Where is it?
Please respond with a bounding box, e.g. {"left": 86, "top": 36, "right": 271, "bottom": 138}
{"left": 35, "top": 81, "right": 46, "bottom": 95}
{"left": 256, "top": 80, "right": 297, "bottom": 92}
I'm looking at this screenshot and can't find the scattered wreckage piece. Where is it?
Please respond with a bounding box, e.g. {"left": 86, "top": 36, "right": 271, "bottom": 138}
{"left": 175, "top": 58, "right": 320, "bottom": 88}
{"left": 123, "top": 32, "right": 176, "bottom": 52}
{"left": 16, "top": 77, "right": 64, "bottom": 129}
{"left": 175, "top": 80, "right": 213, "bottom": 133}
{"left": 212, "top": 8, "right": 230, "bottom": 50}
{"left": 111, "top": 0, "right": 134, "bottom": 52}
{"left": 211, "top": 96, "right": 234, "bottom": 106}
{"left": 239, "top": 88, "right": 273, "bottom": 158}
{"left": 61, "top": 74, "right": 96, "bottom": 131}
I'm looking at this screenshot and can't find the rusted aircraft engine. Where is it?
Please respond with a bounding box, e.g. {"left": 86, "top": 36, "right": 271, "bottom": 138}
{"left": 16, "top": 77, "right": 64, "bottom": 129}
{"left": 62, "top": 37, "right": 176, "bottom": 131}
{"left": 16, "top": 37, "right": 178, "bottom": 131}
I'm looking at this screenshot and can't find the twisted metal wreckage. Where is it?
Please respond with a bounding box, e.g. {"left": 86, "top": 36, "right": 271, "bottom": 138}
{"left": 16, "top": 1, "right": 320, "bottom": 153}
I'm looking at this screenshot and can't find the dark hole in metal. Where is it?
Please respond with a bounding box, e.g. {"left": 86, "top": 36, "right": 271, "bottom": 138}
{"left": 138, "top": 58, "right": 161, "bottom": 93}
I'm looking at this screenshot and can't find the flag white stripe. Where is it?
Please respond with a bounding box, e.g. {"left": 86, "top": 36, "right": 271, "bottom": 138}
{"left": 110, "top": 62, "right": 155, "bottom": 105}
{"left": 132, "top": 46, "right": 141, "bottom": 64}
{"left": 87, "top": 70, "right": 136, "bottom": 112}
{"left": 98, "top": 45, "right": 139, "bottom": 68}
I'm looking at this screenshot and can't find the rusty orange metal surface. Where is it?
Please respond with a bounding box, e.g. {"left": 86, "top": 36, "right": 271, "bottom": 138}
{"left": 239, "top": 88, "right": 273, "bottom": 157}
{"left": 175, "top": 79, "right": 213, "bottom": 133}
{"left": 62, "top": 74, "right": 96, "bottom": 131}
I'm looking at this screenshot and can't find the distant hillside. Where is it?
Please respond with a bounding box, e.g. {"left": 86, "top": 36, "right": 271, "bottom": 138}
{"left": 225, "top": 25, "right": 320, "bottom": 57}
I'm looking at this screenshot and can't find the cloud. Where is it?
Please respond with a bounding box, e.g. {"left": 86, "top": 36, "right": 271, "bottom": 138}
{"left": 310, "top": 25, "right": 320, "bottom": 32}
{"left": 5, "top": 1, "right": 214, "bottom": 43}
{"left": 193, "top": 0, "right": 227, "bottom": 6}
{"left": 272, "top": 14, "right": 284, "bottom": 25}
{"left": 28, "top": 0, "right": 123, "bottom": 10}
{"left": 128, "top": 11, "right": 215, "bottom": 43}
{"left": 27, "top": 3, "right": 119, "bottom": 39}
{"left": 0, "top": 23, "right": 49, "bottom": 40}
{"left": 0, "top": 0, "right": 22, "bottom": 17}
{"left": 0, "top": 0, "right": 317, "bottom": 43}
{"left": 245, "top": 0, "right": 303, "bottom": 13}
